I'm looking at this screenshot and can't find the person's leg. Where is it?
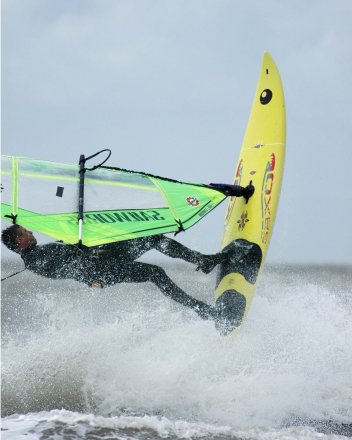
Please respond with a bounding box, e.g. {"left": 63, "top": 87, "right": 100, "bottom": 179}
{"left": 96, "top": 237, "right": 158, "bottom": 262}
{"left": 98, "top": 235, "right": 226, "bottom": 273}
{"left": 152, "top": 235, "right": 225, "bottom": 274}
{"left": 105, "top": 261, "right": 217, "bottom": 321}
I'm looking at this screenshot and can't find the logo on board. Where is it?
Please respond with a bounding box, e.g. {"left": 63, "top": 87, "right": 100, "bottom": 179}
{"left": 260, "top": 89, "right": 273, "bottom": 105}
{"left": 224, "top": 159, "right": 244, "bottom": 225}
{"left": 237, "top": 210, "right": 250, "bottom": 231}
{"left": 261, "top": 153, "right": 276, "bottom": 243}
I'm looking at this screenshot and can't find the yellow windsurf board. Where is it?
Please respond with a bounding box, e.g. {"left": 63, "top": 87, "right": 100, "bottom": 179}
{"left": 215, "top": 52, "right": 286, "bottom": 335}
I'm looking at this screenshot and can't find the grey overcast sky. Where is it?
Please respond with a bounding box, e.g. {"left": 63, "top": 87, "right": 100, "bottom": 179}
{"left": 2, "top": 0, "right": 352, "bottom": 265}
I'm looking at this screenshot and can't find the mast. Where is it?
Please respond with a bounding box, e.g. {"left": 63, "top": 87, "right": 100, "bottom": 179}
{"left": 78, "top": 154, "right": 86, "bottom": 246}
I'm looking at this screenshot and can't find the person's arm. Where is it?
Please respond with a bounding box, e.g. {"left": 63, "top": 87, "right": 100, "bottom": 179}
{"left": 21, "top": 243, "right": 78, "bottom": 279}
{"left": 209, "top": 182, "right": 255, "bottom": 203}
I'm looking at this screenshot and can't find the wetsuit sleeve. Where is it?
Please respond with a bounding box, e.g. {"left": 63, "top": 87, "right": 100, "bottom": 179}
{"left": 21, "top": 243, "right": 79, "bottom": 279}
{"left": 208, "top": 183, "right": 245, "bottom": 196}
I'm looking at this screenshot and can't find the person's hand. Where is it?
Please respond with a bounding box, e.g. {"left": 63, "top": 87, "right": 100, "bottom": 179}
{"left": 243, "top": 181, "right": 255, "bottom": 203}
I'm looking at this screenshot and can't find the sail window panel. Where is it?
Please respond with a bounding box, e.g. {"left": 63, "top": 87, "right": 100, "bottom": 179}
{"left": 17, "top": 175, "right": 78, "bottom": 215}
{"left": 18, "top": 158, "right": 78, "bottom": 181}
{"left": 84, "top": 180, "right": 166, "bottom": 213}
{"left": 87, "top": 167, "right": 157, "bottom": 191}
{"left": 1, "top": 173, "right": 12, "bottom": 207}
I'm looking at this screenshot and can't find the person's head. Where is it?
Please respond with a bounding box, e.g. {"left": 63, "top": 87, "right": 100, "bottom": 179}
{"left": 1, "top": 225, "right": 37, "bottom": 253}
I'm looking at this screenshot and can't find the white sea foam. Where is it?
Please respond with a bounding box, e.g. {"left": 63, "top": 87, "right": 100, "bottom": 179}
{"left": 1, "top": 263, "right": 352, "bottom": 439}
{"left": 1, "top": 410, "right": 349, "bottom": 440}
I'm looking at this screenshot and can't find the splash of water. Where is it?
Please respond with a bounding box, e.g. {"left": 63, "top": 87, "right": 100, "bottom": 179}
{"left": 2, "top": 264, "right": 352, "bottom": 432}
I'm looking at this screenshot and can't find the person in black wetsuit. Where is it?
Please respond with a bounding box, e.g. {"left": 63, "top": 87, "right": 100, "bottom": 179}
{"left": 2, "top": 224, "right": 227, "bottom": 320}
{"left": 2, "top": 184, "right": 255, "bottom": 323}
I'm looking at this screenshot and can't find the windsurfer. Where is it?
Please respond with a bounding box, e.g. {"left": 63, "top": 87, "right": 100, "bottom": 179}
{"left": 2, "top": 224, "right": 229, "bottom": 320}
{"left": 2, "top": 183, "right": 254, "bottom": 323}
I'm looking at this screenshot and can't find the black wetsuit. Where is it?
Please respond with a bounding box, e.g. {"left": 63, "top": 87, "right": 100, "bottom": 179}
{"left": 20, "top": 235, "right": 219, "bottom": 320}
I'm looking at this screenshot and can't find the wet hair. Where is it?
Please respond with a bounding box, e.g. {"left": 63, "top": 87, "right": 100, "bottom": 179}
{"left": 1, "top": 224, "right": 22, "bottom": 253}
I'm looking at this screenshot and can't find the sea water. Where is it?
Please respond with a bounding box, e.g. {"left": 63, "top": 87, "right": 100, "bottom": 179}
{"left": 1, "top": 258, "right": 351, "bottom": 439}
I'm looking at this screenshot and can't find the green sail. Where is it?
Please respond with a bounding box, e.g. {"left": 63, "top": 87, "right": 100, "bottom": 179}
{"left": 1, "top": 155, "right": 227, "bottom": 247}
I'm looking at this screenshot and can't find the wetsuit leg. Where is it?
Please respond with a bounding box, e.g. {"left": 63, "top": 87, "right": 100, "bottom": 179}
{"left": 101, "top": 235, "right": 213, "bottom": 265}
{"left": 151, "top": 235, "right": 225, "bottom": 273}
{"left": 98, "top": 236, "right": 168, "bottom": 261}
{"left": 99, "top": 235, "right": 224, "bottom": 273}
{"left": 102, "top": 261, "right": 217, "bottom": 321}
